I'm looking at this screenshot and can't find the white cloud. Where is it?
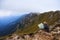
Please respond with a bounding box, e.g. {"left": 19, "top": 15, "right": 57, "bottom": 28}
{"left": 1, "top": 0, "right": 60, "bottom": 12}
{"left": 0, "top": 9, "right": 29, "bottom": 18}
{"left": 0, "top": 0, "right": 60, "bottom": 18}
{"left": 0, "top": 10, "right": 12, "bottom": 17}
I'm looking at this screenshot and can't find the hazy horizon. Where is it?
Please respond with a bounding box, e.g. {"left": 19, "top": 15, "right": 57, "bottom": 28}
{"left": 0, "top": 0, "right": 60, "bottom": 17}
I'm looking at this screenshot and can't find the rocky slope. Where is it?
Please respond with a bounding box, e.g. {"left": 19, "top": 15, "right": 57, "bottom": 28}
{"left": 0, "top": 10, "right": 60, "bottom": 40}
{"left": 5, "top": 23, "right": 60, "bottom": 40}
{"left": 5, "top": 30, "right": 53, "bottom": 40}
{"left": 17, "top": 10, "right": 60, "bottom": 35}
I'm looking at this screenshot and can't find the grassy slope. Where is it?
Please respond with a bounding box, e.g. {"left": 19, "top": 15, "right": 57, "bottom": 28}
{"left": 0, "top": 11, "right": 60, "bottom": 39}
{"left": 16, "top": 11, "right": 60, "bottom": 35}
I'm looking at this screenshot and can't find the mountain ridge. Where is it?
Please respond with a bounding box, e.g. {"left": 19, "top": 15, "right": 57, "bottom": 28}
{"left": 0, "top": 10, "right": 60, "bottom": 39}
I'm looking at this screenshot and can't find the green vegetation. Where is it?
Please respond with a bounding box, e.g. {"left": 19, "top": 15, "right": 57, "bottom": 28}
{"left": 0, "top": 10, "right": 60, "bottom": 39}
{"left": 16, "top": 10, "right": 60, "bottom": 35}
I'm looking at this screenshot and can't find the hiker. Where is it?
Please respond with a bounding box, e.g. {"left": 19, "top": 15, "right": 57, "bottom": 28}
{"left": 38, "top": 21, "right": 49, "bottom": 32}
{"left": 43, "top": 21, "right": 49, "bottom": 32}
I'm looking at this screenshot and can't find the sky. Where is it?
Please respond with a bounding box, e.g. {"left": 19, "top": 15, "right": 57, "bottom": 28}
{"left": 0, "top": 0, "right": 60, "bottom": 17}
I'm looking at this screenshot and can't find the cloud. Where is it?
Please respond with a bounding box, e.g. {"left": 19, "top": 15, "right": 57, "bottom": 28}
{"left": 0, "top": 10, "right": 12, "bottom": 17}
{"left": 0, "top": 10, "right": 28, "bottom": 18}
{"left": 0, "top": 0, "right": 60, "bottom": 13}
{"left": 0, "top": 0, "right": 60, "bottom": 17}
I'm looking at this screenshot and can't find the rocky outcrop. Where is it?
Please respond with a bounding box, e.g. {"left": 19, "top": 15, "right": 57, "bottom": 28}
{"left": 5, "top": 30, "right": 53, "bottom": 40}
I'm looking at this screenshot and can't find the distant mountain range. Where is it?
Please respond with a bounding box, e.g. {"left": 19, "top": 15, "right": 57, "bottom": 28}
{"left": 0, "top": 14, "right": 27, "bottom": 37}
